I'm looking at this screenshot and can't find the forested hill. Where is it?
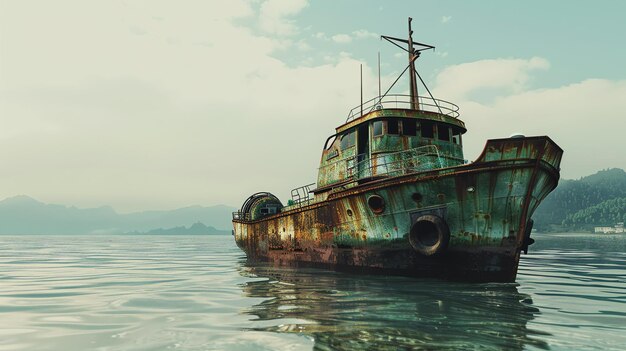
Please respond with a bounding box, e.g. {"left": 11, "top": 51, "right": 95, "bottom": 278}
{"left": 0, "top": 196, "right": 235, "bottom": 234}
{"left": 533, "top": 168, "right": 626, "bottom": 231}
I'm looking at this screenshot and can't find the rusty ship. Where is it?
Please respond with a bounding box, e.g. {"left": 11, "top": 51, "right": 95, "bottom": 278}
{"left": 232, "top": 18, "right": 562, "bottom": 282}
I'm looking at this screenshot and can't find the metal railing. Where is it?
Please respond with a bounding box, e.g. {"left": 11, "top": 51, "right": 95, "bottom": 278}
{"left": 351, "top": 145, "right": 444, "bottom": 180}
{"left": 317, "top": 154, "right": 356, "bottom": 188}
{"left": 290, "top": 183, "right": 316, "bottom": 207}
{"left": 317, "top": 145, "right": 457, "bottom": 189}
{"left": 346, "top": 94, "right": 459, "bottom": 122}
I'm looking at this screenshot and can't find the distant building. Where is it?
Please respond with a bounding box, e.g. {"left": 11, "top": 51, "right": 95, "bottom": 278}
{"left": 594, "top": 222, "right": 625, "bottom": 234}
{"left": 594, "top": 227, "right": 612, "bottom": 233}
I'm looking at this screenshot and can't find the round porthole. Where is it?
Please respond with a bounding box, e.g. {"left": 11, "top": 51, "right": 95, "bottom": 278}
{"left": 408, "top": 215, "right": 450, "bottom": 256}
{"left": 367, "top": 195, "right": 385, "bottom": 214}
{"left": 411, "top": 192, "right": 422, "bottom": 202}
{"left": 347, "top": 209, "right": 353, "bottom": 217}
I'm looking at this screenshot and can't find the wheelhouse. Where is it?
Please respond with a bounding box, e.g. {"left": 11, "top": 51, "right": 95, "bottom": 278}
{"left": 315, "top": 95, "right": 466, "bottom": 192}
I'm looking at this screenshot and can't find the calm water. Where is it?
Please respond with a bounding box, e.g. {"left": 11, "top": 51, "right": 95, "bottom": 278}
{"left": 0, "top": 234, "right": 624, "bottom": 350}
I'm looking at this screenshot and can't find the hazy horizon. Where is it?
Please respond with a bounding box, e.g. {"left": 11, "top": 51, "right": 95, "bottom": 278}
{"left": 1, "top": 166, "right": 623, "bottom": 213}
{"left": 2, "top": 1, "right": 625, "bottom": 212}
{"left": 0, "top": 194, "right": 235, "bottom": 214}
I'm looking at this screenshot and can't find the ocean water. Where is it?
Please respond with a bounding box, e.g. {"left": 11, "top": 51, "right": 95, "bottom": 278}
{"left": 0, "top": 234, "right": 624, "bottom": 351}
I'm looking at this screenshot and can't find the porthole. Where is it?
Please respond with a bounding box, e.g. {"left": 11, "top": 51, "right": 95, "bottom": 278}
{"left": 367, "top": 195, "right": 385, "bottom": 214}
{"left": 411, "top": 193, "right": 422, "bottom": 202}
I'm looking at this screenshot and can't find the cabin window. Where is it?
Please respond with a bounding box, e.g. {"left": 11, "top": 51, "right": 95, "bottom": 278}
{"left": 324, "top": 135, "right": 337, "bottom": 150}
{"left": 372, "top": 121, "right": 383, "bottom": 137}
{"left": 452, "top": 129, "right": 462, "bottom": 145}
{"left": 261, "top": 207, "right": 277, "bottom": 215}
{"left": 340, "top": 131, "right": 356, "bottom": 150}
{"left": 438, "top": 124, "right": 450, "bottom": 142}
{"left": 387, "top": 119, "right": 399, "bottom": 135}
{"left": 402, "top": 120, "right": 417, "bottom": 136}
{"left": 421, "top": 121, "right": 434, "bottom": 139}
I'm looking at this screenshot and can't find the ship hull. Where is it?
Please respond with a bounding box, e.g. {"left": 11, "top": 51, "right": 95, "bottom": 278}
{"left": 233, "top": 136, "right": 562, "bottom": 282}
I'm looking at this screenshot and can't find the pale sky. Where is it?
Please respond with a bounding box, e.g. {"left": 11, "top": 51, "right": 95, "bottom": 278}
{"left": 1, "top": 0, "right": 625, "bottom": 212}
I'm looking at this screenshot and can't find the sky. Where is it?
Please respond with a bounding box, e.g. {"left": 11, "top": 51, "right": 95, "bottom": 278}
{"left": 1, "top": 0, "right": 625, "bottom": 212}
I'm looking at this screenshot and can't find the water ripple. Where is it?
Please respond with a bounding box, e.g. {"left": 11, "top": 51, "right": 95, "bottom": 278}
{"left": 0, "top": 233, "right": 624, "bottom": 350}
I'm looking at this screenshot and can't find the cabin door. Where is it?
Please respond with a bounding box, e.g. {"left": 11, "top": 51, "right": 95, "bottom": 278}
{"left": 357, "top": 124, "right": 370, "bottom": 178}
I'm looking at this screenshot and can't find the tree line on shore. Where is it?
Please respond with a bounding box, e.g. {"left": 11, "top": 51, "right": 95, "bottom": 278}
{"left": 533, "top": 168, "right": 626, "bottom": 232}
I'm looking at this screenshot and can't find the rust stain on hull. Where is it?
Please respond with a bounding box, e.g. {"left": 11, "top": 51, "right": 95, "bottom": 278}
{"left": 234, "top": 137, "right": 563, "bottom": 283}
{"left": 232, "top": 21, "right": 563, "bottom": 283}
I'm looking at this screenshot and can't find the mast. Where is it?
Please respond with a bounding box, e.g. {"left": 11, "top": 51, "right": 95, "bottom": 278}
{"left": 407, "top": 17, "right": 419, "bottom": 110}
{"left": 380, "top": 17, "right": 436, "bottom": 112}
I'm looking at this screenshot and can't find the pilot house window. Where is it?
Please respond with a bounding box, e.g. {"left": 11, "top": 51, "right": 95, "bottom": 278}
{"left": 387, "top": 119, "right": 399, "bottom": 135}
{"left": 340, "top": 131, "right": 355, "bottom": 150}
{"left": 452, "top": 129, "right": 462, "bottom": 144}
{"left": 421, "top": 121, "right": 434, "bottom": 139}
{"left": 438, "top": 124, "right": 450, "bottom": 142}
{"left": 372, "top": 121, "right": 383, "bottom": 137}
{"left": 402, "top": 120, "right": 417, "bottom": 136}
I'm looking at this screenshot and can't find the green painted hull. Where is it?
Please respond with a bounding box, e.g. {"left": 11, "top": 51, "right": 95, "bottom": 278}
{"left": 233, "top": 136, "right": 562, "bottom": 282}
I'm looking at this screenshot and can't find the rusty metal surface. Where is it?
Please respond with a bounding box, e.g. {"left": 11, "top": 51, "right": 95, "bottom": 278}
{"left": 233, "top": 136, "right": 562, "bottom": 282}
{"left": 338, "top": 108, "right": 465, "bottom": 134}
{"left": 317, "top": 112, "right": 466, "bottom": 190}
{"left": 233, "top": 20, "right": 563, "bottom": 282}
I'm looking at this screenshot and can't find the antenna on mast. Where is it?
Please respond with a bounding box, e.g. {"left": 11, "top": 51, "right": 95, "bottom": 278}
{"left": 407, "top": 17, "right": 419, "bottom": 110}
{"left": 377, "top": 51, "right": 381, "bottom": 101}
{"left": 380, "top": 17, "right": 440, "bottom": 113}
{"left": 360, "top": 64, "right": 363, "bottom": 117}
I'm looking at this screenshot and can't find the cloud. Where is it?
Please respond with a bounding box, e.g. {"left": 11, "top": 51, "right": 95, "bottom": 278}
{"left": 295, "top": 40, "right": 311, "bottom": 51}
{"left": 258, "top": 0, "right": 309, "bottom": 35}
{"left": 433, "top": 57, "right": 550, "bottom": 101}
{"left": 0, "top": 0, "right": 380, "bottom": 211}
{"left": 441, "top": 15, "right": 452, "bottom": 24}
{"left": 320, "top": 30, "right": 377, "bottom": 43}
{"left": 352, "top": 29, "right": 378, "bottom": 39}
{"left": 1, "top": 2, "right": 622, "bottom": 212}
{"left": 313, "top": 32, "right": 327, "bottom": 39}
{"left": 432, "top": 58, "right": 626, "bottom": 179}
{"left": 331, "top": 34, "right": 352, "bottom": 43}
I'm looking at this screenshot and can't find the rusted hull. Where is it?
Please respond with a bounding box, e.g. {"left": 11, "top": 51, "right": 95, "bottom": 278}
{"left": 233, "top": 136, "right": 562, "bottom": 282}
{"left": 244, "top": 247, "right": 519, "bottom": 283}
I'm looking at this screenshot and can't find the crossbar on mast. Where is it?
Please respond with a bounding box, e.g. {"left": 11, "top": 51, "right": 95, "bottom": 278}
{"left": 379, "top": 17, "right": 438, "bottom": 113}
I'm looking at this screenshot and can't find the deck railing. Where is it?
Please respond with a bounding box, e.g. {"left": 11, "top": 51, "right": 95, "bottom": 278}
{"left": 346, "top": 94, "right": 459, "bottom": 122}
{"left": 318, "top": 145, "right": 458, "bottom": 189}
{"left": 350, "top": 145, "right": 445, "bottom": 180}
{"left": 290, "top": 183, "right": 316, "bottom": 207}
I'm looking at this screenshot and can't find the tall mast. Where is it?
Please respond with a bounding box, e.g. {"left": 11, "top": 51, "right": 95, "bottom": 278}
{"left": 407, "top": 17, "right": 419, "bottom": 110}
{"left": 380, "top": 18, "right": 436, "bottom": 112}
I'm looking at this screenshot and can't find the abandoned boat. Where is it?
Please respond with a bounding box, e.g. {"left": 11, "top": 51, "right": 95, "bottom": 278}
{"left": 232, "top": 19, "right": 562, "bottom": 282}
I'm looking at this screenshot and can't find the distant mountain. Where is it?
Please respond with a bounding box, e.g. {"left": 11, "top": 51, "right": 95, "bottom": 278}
{"left": 562, "top": 197, "right": 626, "bottom": 228}
{"left": 129, "top": 222, "right": 230, "bottom": 235}
{"left": 533, "top": 168, "right": 626, "bottom": 231}
{"left": 0, "top": 195, "right": 236, "bottom": 235}
{"left": 5, "top": 168, "right": 623, "bottom": 235}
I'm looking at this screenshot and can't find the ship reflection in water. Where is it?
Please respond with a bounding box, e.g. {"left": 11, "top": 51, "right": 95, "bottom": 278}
{"left": 238, "top": 262, "right": 549, "bottom": 350}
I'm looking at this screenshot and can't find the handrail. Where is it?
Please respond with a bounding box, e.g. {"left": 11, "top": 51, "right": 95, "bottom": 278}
{"left": 290, "top": 183, "right": 316, "bottom": 207}
{"left": 317, "top": 145, "right": 462, "bottom": 189}
{"left": 352, "top": 145, "right": 444, "bottom": 180}
{"left": 346, "top": 94, "right": 459, "bottom": 122}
